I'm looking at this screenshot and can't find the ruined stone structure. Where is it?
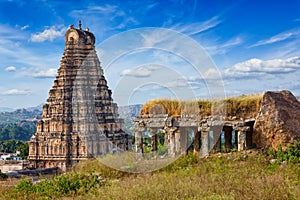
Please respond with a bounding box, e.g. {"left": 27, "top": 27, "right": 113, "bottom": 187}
{"left": 133, "top": 90, "right": 300, "bottom": 157}
{"left": 133, "top": 115, "right": 254, "bottom": 158}
{"left": 28, "top": 22, "right": 131, "bottom": 171}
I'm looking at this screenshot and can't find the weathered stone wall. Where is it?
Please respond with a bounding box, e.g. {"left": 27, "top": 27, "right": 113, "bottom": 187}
{"left": 0, "top": 160, "right": 29, "bottom": 173}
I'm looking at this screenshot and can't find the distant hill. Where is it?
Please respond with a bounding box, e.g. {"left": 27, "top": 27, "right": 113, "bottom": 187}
{"left": 0, "top": 104, "right": 142, "bottom": 125}
{"left": 118, "top": 104, "right": 143, "bottom": 119}
{"left": 0, "top": 107, "right": 14, "bottom": 112}
{"left": 0, "top": 108, "right": 41, "bottom": 141}
{"left": 26, "top": 104, "right": 43, "bottom": 112}
{"left": 0, "top": 108, "right": 42, "bottom": 125}
{"left": 118, "top": 104, "right": 143, "bottom": 134}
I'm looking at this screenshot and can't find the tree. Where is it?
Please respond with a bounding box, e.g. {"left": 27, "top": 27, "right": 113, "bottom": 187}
{"left": 16, "top": 142, "right": 29, "bottom": 160}
{"left": 0, "top": 140, "right": 29, "bottom": 159}
{"left": 0, "top": 123, "right": 35, "bottom": 141}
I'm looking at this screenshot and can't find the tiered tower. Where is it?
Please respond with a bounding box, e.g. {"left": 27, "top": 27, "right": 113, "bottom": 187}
{"left": 28, "top": 22, "right": 131, "bottom": 171}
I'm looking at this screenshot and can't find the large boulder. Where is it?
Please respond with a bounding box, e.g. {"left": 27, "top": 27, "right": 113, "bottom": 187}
{"left": 253, "top": 90, "right": 300, "bottom": 149}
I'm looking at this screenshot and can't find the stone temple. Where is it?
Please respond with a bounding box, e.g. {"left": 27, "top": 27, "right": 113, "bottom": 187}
{"left": 28, "top": 22, "right": 132, "bottom": 171}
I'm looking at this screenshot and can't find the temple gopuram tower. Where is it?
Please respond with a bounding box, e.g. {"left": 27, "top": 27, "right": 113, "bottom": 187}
{"left": 28, "top": 22, "right": 131, "bottom": 171}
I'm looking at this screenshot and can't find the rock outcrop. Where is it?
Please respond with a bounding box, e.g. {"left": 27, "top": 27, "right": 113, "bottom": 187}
{"left": 253, "top": 90, "right": 300, "bottom": 149}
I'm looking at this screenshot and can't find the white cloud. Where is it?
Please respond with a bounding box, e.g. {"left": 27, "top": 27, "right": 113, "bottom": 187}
{"left": 224, "top": 56, "right": 300, "bottom": 79}
{"left": 205, "top": 36, "right": 243, "bottom": 55}
{"left": 121, "top": 65, "right": 160, "bottom": 77}
{"left": 187, "top": 68, "right": 223, "bottom": 81}
{"left": 1, "top": 89, "right": 31, "bottom": 95}
{"left": 20, "top": 68, "right": 57, "bottom": 78}
{"left": 5, "top": 66, "right": 16, "bottom": 72}
{"left": 0, "top": 24, "right": 26, "bottom": 40}
{"left": 20, "top": 25, "right": 29, "bottom": 30}
{"left": 30, "top": 25, "right": 66, "bottom": 42}
{"left": 31, "top": 68, "right": 57, "bottom": 78}
{"left": 171, "top": 16, "right": 222, "bottom": 36}
{"left": 165, "top": 79, "right": 190, "bottom": 88}
{"left": 71, "top": 5, "right": 117, "bottom": 15}
{"left": 70, "top": 4, "right": 139, "bottom": 32}
{"left": 141, "top": 30, "right": 169, "bottom": 47}
{"left": 250, "top": 28, "right": 300, "bottom": 48}
{"left": 202, "top": 68, "right": 223, "bottom": 80}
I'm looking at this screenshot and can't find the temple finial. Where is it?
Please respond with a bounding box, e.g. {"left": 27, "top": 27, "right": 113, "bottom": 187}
{"left": 78, "top": 20, "right": 82, "bottom": 30}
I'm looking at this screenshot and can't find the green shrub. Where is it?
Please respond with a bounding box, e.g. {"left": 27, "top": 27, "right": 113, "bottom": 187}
{"left": 0, "top": 171, "right": 8, "bottom": 180}
{"left": 6, "top": 172, "right": 106, "bottom": 199}
{"left": 267, "top": 142, "right": 300, "bottom": 163}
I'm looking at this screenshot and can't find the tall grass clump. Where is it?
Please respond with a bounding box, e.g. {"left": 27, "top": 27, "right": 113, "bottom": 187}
{"left": 140, "top": 94, "right": 263, "bottom": 118}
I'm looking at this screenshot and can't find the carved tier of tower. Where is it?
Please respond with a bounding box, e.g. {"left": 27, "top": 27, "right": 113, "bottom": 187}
{"left": 28, "top": 22, "right": 132, "bottom": 171}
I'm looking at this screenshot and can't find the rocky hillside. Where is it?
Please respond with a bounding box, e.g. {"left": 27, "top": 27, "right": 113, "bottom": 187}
{"left": 0, "top": 108, "right": 42, "bottom": 125}
{"left": 0, "top": 108, "right": 41, "bottom": 141}
{"left": 118, "top": 104, "right": 143, "bottom": 119}
{"left": 118, "top": 104, "right": 143, "bottom": 134}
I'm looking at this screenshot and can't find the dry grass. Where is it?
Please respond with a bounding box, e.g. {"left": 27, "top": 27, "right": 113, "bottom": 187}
{"left": 1, "top": 153, "right": 299, "bottom": 200}
{"left": 73, "top": 152, "right": 177, "bottom": 174}
{"left": 140, "top": 94, "right": 263, "bottom": 119}
{"left": 0, "top": 179, "right": 19, "bottom": 194}
{"left": 75, "top": 153, "right": 299, "bottom": 200}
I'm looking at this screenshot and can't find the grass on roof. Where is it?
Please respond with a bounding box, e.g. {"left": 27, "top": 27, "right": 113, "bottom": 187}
{"left": 140, "top": 94, "right": 263, "bottom": 118}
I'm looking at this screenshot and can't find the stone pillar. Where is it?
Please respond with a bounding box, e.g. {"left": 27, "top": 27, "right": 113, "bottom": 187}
{"left": 169, "top": 129, "right": 176, "bottom": 157}
{"left": 126, "top": 134, "right": 132, "bottom": 151}
{"left": 193, "top": 130, "right": 201, "bottom": 156}
{"left": 164, "top": 130, "right": 169, "bottom": 148}
{"left": 180, "top": 127, "right": 188, "bottom": 155}
{"left": 135, "top": 130, "right": 143, "bottom": 159}
{"left": 150, "top": 128, "right": 158, "bottom": 152}
{"left": 207, "top": 131, "right": 211, "bottom": 150}
{"left": 175, "top": 128, "right": 181, "bottom": 155}
{"left": 201, "top": 130, "right": 209, "bottom": 157}
{"left": 237, "top": 130, "right": 246, "bottom": 151}
{"left": 223, "top": 126, "right": 233, "bottom": 152}
{"left": 211, "top": 126, "right": 222, "bottom": 152}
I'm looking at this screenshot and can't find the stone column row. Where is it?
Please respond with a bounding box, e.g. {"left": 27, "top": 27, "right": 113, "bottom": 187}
{"left": 134, "top": 121, "right": 252, "bottom": 159}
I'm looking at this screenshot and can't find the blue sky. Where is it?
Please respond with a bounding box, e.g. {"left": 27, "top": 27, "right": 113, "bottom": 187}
{"left": 1, "top": 0, "right": 300, "bottom": 108}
